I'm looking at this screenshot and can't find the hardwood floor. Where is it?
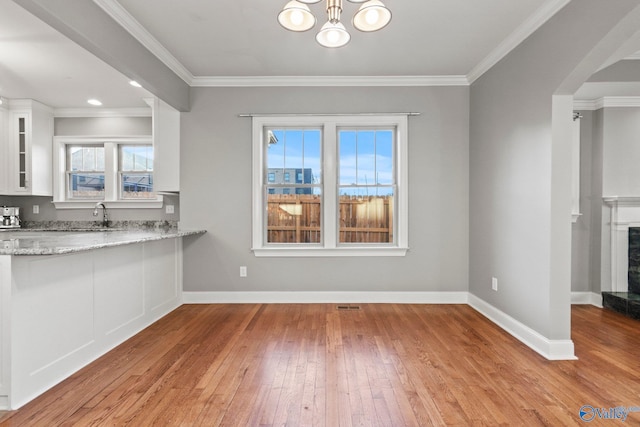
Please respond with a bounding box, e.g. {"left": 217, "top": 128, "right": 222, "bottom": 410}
{"left": 0, "top": 304, "right": 638, "bottom": 426}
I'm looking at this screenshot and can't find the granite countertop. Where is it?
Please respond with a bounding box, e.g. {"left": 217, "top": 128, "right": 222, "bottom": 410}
{"left": 0, "top": 226, "right": 206, "bottom": 256}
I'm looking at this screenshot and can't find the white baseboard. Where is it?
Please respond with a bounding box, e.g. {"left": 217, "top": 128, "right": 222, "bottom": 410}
{"left": 571, "top": 291, "right": 603, "bottom": 307}
{"left": 468, "top": 294, "right": 577, "bottom": 361}
{"left": 182, "top": 291, "right": 469, "bottom": 304}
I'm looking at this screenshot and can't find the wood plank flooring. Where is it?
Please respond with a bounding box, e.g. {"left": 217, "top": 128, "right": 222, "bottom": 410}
{"left": 0, "top": 304, "right": 639, "bottom": 426}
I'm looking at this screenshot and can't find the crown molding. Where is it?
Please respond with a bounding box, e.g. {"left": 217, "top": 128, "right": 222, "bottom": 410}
{"left": 573, "top": 96, "right": 640, "bottom": 110}
{"left": 467, "top": 0, "right": 571, "bottom": 84}
{"left": 54, "top": 107, "right": 152, "bottom": 118}
{"left": 92, "top": 0, "right": 194, "bottom": 85}
{"left": 191, "top": 75, "right": 470, "bottom": 87}
{"left": 625, "top": 52, "right": 640, "bottom": 60}
{"left": 573, "top": 99, "right": 599, "bottom": 110}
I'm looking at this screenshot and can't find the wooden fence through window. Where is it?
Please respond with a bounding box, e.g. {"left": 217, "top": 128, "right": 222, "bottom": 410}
{"left": 267, "top": 194, "right": 393, "bottom": 243}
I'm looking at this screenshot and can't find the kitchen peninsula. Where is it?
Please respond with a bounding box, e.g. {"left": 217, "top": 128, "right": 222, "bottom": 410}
{"left": 0, "top": 226, "right": 205, "bottom": 409}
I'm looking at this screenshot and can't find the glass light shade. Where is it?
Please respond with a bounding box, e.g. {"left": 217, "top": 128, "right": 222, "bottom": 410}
{"left": 316, "top": 21, "right": 350, "bottom": 48}
{"left": 297, "top": 0, "right": 322, "bottom": 3}
{"left": 352, "top": 0, "right": 391, "bottom": 32}
{"left": 278, "top": 1, "right": 316, "bottom": 32}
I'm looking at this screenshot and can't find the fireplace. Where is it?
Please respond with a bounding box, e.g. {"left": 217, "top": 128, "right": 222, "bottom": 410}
{"left": 629, "top": 228, "right": 640, "bottom": 295}
{"left": 602, "top": 198, "right": 640, "bottom": 320}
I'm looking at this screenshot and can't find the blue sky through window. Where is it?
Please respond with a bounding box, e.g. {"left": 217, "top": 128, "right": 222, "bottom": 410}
{"left": 339, "top": 129, "right": 393, "bottom": 196}
{"left": 267, "top": 128, "right": 394, "bottom": 196}
{"left": 268, "top": 129, "right": 321, "bottom": 184}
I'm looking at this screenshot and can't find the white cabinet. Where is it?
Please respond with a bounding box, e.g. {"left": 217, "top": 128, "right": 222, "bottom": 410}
{"left": 0, "top": 106, "right": 9, "bottom": 194}
{"left": 3, "top": 100, "right": 53, "bottom": 196}
{"left": 1, "top": 237, "right": 183, "bottom": 409}
{"left": 145, "top": 97, "right": 180, "bottom": 193}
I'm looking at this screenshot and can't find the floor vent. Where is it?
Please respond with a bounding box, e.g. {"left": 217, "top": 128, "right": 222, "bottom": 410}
{"left": 336, "top": 305, "right": 361, "bottom": 311}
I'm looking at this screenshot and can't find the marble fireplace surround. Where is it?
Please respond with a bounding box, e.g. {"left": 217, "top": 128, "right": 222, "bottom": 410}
{"left": 604, "top": 197, "right": 640, "bottom": 292}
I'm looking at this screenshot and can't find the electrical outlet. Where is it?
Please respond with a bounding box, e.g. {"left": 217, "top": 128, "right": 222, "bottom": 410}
{"left": 33, "top": 205, "right": 39, "bottom": 214}
{"left": 492, "top": 277, "right": 498, "bottom": 291}
{"left": 240, "top": 266, "right": 247, "bottom": 277}
{"left": 165, "top": 205, "right": 175, "bottom": 214}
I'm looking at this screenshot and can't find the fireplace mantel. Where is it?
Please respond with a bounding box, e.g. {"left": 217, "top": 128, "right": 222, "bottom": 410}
{"left": 603, "top": 196, "right": 640, "bottom": 292}
{"left": 604, "top": 196, "right": 640, "bottom": 208}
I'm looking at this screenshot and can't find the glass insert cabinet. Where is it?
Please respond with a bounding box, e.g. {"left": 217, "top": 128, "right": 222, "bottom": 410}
{"left": 1, "top": 99, "right": 54, "bottom": 196}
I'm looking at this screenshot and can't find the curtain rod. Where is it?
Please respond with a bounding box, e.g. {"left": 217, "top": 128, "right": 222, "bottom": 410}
{"left": 238, "top": 112, "right": 421, "bottom": 117}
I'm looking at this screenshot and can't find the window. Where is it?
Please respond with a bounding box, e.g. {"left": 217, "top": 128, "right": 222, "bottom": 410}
{"left": 338, "top": 129, "right": 394, "bottom": 244}
{"left": 119, "top": 145, "right": 154, "bottom": 199}
{"left": 252, "top": 115, "right": 408, "bottom": 257}
{"left": 67, "top": 145, "right": 105, "bottom": 199}
{"left": 53, "top": 136, "right": 161, "bottom": 209}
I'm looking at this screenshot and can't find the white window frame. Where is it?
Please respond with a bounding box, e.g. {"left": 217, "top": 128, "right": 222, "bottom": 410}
{"left": 251, "top": 115, "right": 408, "bottom": 257}
{"left": 118, "top": 144, "right": 155, "bottom": 200}
{"left": 53, "top": 136, "right": 162, "bottom": 209}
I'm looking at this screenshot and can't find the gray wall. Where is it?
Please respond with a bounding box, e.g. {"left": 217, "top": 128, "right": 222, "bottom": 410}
{"left": 592, "top": 110, "right": 607, "bottom": 293}
{"left": 469, "top": 0, "right": 640, "bottom": 340}
{"left": 602, "top": 108, "right": 640, "bottom": 196}
{"left": 0, "top": 116, "right": 178, "bottom": 223}
{"left": 180, "top": 86, "right": 469, "bottom": 293}
{"left": 571, "top": 112, "right": 594, "bottom": 293}
{"left": 55, "top": 117, "right": 152, "bottom": 136}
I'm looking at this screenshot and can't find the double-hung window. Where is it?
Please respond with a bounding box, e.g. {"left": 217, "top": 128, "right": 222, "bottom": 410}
{"left": 53, "top": 136, "right": 161, "bottom": 208}
{"left": 67, "top": 145, "right": 106, "bottom": 199}
{"left": 252, "top": 115, "right": 408, "bottom": 257}
{"left": 119, "top": 145, "right": 154, "bottom": 199}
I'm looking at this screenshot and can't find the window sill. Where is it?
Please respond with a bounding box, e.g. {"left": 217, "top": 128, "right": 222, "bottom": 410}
{"left": 252, "top": 246, "right": 408, "bottom": 257}
{"left": 52, "top": 197, "right": 163, "bottom": 210}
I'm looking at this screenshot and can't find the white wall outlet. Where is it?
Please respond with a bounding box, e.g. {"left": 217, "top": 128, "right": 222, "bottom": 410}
{"left": 240, "top": 266, "right": 247, "bottom": 277}
{"left": 492, "top": 277, "right": 498, "bottom": 291}
{"left": 165, "top": 205, "right": 175, "bottom": 214}
{"left": 32, "top": 205, "right": 39, "bottom": 214}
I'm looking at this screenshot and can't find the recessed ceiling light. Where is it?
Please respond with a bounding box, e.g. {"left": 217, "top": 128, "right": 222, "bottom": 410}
{"left": 87, "top": 99, "right": 102, "bottom": 106}
{"left": 129, "top": 80, "right": 142, "bottom": 88}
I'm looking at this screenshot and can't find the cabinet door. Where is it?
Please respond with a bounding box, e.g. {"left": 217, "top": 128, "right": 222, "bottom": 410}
{"left": 17, "top": 115, "right": 28, "bottom": 190}
{"left": 146, "top": 97, "right": 180, "bottom": 192}
{"left": 7, "top": 101, "right": 53, "bottom": 196}
{"left": 0, "top": 108, "right": 8, "bottom": 194}
{"left": 10, "top": 112, "right": 30, "bottom": 193}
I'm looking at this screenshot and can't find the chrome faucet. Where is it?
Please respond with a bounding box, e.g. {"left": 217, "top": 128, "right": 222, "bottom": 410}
{"left": 93, "top": 202, "right": 109, "bottom": 227}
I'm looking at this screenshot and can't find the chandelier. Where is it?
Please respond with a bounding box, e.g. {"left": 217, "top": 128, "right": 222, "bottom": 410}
{"left": 278, "top": 0, "right": 392, "bottom": 48}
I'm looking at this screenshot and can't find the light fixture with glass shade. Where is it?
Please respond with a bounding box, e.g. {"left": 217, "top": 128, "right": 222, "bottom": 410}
{"left": 278, "top": 1, "right": 317, "bottom": 32}
{"left": 352, "top": 0, "right": 392, "bottom": 32}
{"left": 278, "top": 0, "right": 391, "bottom": 48}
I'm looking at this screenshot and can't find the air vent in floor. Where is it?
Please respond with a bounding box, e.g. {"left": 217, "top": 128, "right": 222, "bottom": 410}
{"left": 336, "top": 305, "right": 361, "bottom": 310}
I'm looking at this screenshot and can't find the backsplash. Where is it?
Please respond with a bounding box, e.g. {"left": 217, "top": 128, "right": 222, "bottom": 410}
{"left": 0, "top": 194, "right": 179, "bottom": 223}
{"left": 19, "top": 220, "right": 178, "bottom": 231}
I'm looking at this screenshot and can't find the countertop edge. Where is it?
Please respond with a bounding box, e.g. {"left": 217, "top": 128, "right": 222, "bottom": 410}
{"left": 0, "top": 229, "right": 207, "bottom": 256}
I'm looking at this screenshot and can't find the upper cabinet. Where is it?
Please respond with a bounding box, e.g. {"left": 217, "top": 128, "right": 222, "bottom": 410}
{"left": 145, "top": 97, "right": 180, "bottom": 193}
{"left": 0, "top": 105, "right": 8, "bottom": 194}
{"left": 1, "top": 99, "right": 53, "bottom": 196}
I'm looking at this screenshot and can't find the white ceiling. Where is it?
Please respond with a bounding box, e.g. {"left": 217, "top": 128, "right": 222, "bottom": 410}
{"left": 1, "top": 0, "right": 637, "bottom": 109}
{"left": 112, "top": 0, "right": 553, "bottom": 78}
{"left": 0, "top": 0, "right": 152, "bottom": 109}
